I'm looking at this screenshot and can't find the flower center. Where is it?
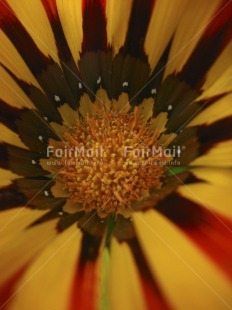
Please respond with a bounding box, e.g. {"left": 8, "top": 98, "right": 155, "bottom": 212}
{"left": 58, "top": 108, "right": 169, "bottom": 218}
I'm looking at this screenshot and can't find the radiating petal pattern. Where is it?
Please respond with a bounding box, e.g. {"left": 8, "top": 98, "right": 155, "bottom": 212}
{"left": 0, "top": 0, "right": 231, "bottom": 309}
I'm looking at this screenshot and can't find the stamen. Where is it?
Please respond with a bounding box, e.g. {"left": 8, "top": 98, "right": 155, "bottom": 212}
{"left": 54, "top": 107, "right": 168, "bottom": 218}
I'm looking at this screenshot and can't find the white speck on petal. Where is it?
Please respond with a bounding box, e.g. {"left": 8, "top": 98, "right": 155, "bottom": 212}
{"left": 151, "top": 88, "right": 157, "bottom": 95}
{"left": 78, "top": 82, "right": 82, "bottom": 89}
{"left": 54, "top": 95, "right": 61, "bottom": 102}
{"left": 38, "top": 136, "right": 43, "bottom": 141}
{"left": 122, "top": 81, "right": 128, "bottom": 87}
{"left": 168, "top": 105, "right": 173, "bottom": 111}
{"left": 44, "top": 117, "right": 48, "bottom": 121}
{"left": 44, "top": 191, "right": 49, "bottom": 196}
{"left": 97, "top": 76, "right": 101, "bottom": 84}
{"left": 31, "top": 160, "right": 36, "bottom": 165}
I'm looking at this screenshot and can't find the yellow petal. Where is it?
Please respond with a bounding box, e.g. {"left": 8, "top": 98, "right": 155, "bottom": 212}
{"left": 6, "top": 0, "right": 59, "bottom": 64}
{"left": 187, "top": 93, "right": 232, "bottom": 127}
{"left": 109, "top": 238, "right": 146, "bottom": 310}
{"left": 177, "top": 182, "right": 232, "bottom": 220}
{"left": 200, "top": 41, "right": 232, "bottom": 96}
{"left": 0, "top": 123, "right": 28, "bottom": 149}
{"left": 0, "top": 168, "right": 21, "bottom": 187}
{"left": 0, "top": 207, "right": 47, "bottom": 248}
{"left": 112, "top": 93, "right": 130, "bottom": 113}
{"left": 58, "top": 104, "right": 79, "bottom": 127}
{"left": 49, "top": 122, "right": 67, "bottom": 137}
{"left": 62, "top": 200, "right": 83, "bottom": 214}
{"left": 134, "top": 210, "right": 232, "bottom": 310}
{"left": 149, "top": 112, "right": 168, "bottom": 134}
{"left": 106, "top": 0, "right": 133, "bottom": 56}
{"left": 0, "top": 218, "right": 58, "bottom": 285}
{"left": 191, "top": 140, "right": 232, "bottom": 167}
{"left": 9, "top": 225, "right": 82, "bottom": 310}
{"left": 95, "top": 88, "right": 112, "bottom": 111}
{"left": 200, "top": 65, "right": 232, "bottom": 98}
{"left": 0, "top": 65, "right": 35, "bottom": 109}
{"left": 0, "top": 30, "right": 41, "bottom": 89}
{"left": 145, "top": 0, "right": 188, "bottom": 71}
{"left": 137, "top": 98, "right": 154, "bottom": 120}
{"left": 190, "top": 167, "right": 232, "bottom": 189}
{"left": 56, "top": 0, "right": 83, "bottom": 64}
{"left": 164, "top": 0, "right": 221, "bottom": 77}
{"left": 50, "top": 181, "right": 68, "bottom": 198}
{"left": 79, "top": 93, "right": 93, "bottom": 117}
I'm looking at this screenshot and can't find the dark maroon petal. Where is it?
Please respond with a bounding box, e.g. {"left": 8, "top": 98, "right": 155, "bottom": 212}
{"left": 0, "top": 185, "right": 26, "bottom": 211}
{"left": 82, "top": 0, "right": 107, "bottom": 53}
{"left": 15, "top": 177, "right": 65, "bottom": 210}
{"left": 15, "top": 110, "right": 60, "bottom": 155}
{"left": 182, "top": 212, "right": 232, "bottom": 280}
{"left": 155, "top": 75, "right": 199, "bottom": 120}
{"left": 121, "top": 0, "right": 155, "bottom": 60}
{"left": 156, "top": 193, "right": 206, "bottom": 227}
{"left": 0, "top": 266, "right": 27, "bottom": 308}
{"left": 6, "top": 144, "right": 50, "bottom": 177}
{"left": 197, "top": 116, "right": 232, "bottom": 153}
{"left": 0, "top": 100, "right": 22, "bottom": 132}
{"left": 69, "top": 232, "right": 102, "bottom": 310}
{"left": 129, "top": 238, "right": 172, "bottom": 310}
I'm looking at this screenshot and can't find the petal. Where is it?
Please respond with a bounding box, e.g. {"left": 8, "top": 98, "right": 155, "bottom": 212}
{"left": 156, "top": 191, "right": 232, "bottom": 280}
{"left": 137, "top": 98, "right": 154, "bottom": 120}
{"left": 81, "top": 0, "right": 107, "bottom": 53}
{"left": 187, "top": 93, "right": 232, "bottom": 127}
{"left": 57, "top": 103, "right": 79, "bottom": 127}
{"left": 145, "top": 0, "right": 188, "bottom": 71}
{"left": 0, "top": 207, "right": 47, "bottom": 242}
{"left": 177, "top": 171, "right": 232, "bottom": 220}
{"left": 164, "top": 0, "right": 221, "bottom": 77}
{"left": 56, "top": 0, "right": 83, "bottom": 64}
{"left": 0, "top": 123, "right": 28, "bottom": 149}
{"left": 0, "top": 168, "right": 20, "bottom": 187}
{"left": 200, "top": 41, "right": 232, "bottom": 96}
{"left": 134, "top": 210, "right": 232, "bottom": 310}
{"left": 106, "top": 0, "right": 133, "bottom": 55}
{"left": 4, "top": 145, "right": 49, "bottom": 177}
{"left": 0, "top": 65, "right": 35, "bottom": 109}
{"left": 0, "top": 30, "right": 41, "bottom": 89}
{"left": 191, "top": 140, "right": 232, "bottom": 167}
{"left": 5, "top": 0, "right": 59, "bottom": 62}
{"left": 109, "top": 238, "right": 147, "bottom": 310}
{"left": 182, "top": 210, "right": 232, "bottom": 281}
{"left": 8, "top": 225, "right": 82, "bottom": 310}
{"left": 0, "top": 211, "right": 58, "bottom": 286}
{"left": 69, "top": 233, "right": 102, "bottom": 310}
{"left": 190, "top": 167, "right": 232, "bottom": 189}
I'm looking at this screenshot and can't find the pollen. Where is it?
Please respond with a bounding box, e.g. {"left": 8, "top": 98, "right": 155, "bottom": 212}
{"left": 57, "top": 107, "right": 170, "bottom": 218}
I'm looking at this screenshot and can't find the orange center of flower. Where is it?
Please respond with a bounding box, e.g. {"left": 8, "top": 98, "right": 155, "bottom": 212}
{"left": 58, "top": 108, "right": 169, "bottom": 218}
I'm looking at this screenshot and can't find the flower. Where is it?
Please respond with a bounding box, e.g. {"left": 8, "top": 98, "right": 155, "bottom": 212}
{"left": 0, "top": 0, "right": 232, "bottom": 309}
